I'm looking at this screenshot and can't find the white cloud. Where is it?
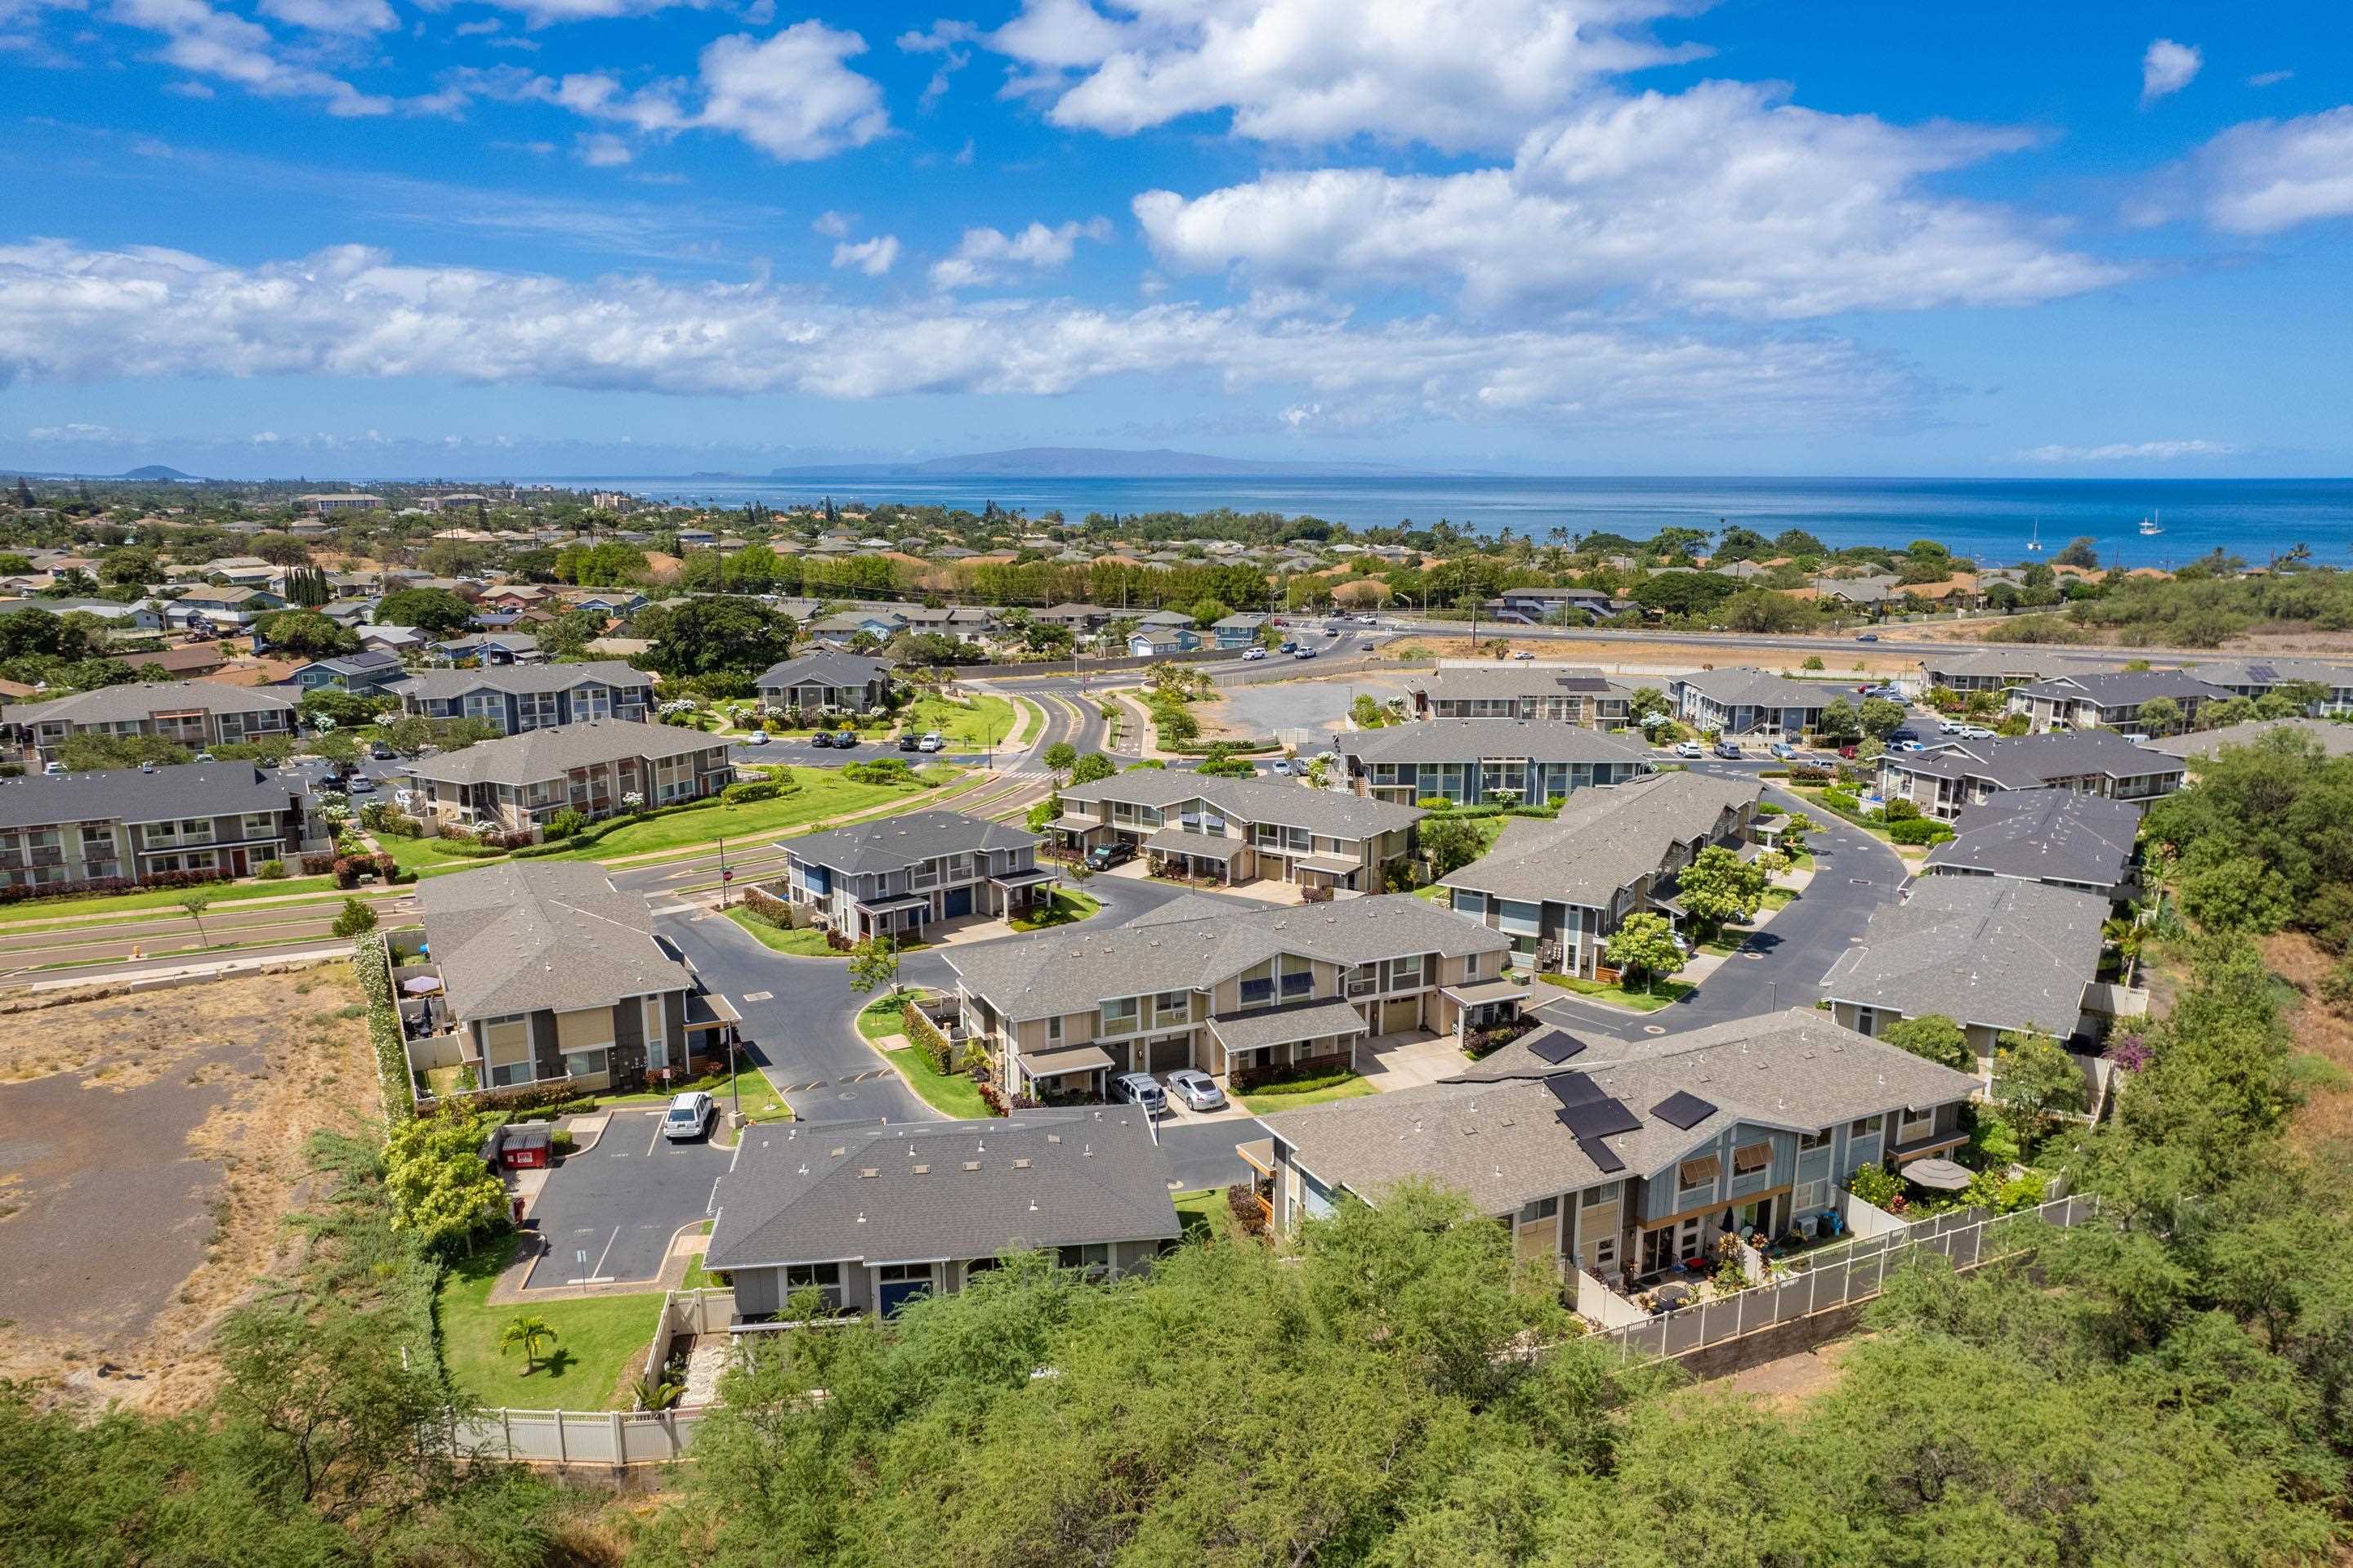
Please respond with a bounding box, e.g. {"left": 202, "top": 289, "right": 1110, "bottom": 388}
{"left": 810, "top": 209, "right": 856, "bottom": 237}
{"left": 2141, "top": 38, "right": 2202, "bottom": 104}
{"left": 454, "top": 17, "right": 503, "bottom": 34}
{"left": 0, "top": 238, "right": 1935, "bottom": 436}
{"left": 931, "top": 217, "right": 1112, "bottom": 288}
{"left": 2248, "top": 69, "right": 2293, "bottom": 87}
{"left": 980, "top": 0, "right": 1694, "bottom": 151}
{"left": 2012, "top": 440, "right": 2240, "bottom": 463}
{"left": 108, "top": 0, "right": 393, "bottom": 114}
{"left": 25, "top": 422, "right": 144, "bottom": 444}
{"left": 2150, "top": 106, "right": 2353, "bottom": 235}
{"left": 575, "top": 131, "right": 632, "bottom": 166}
{"left": 254, "top": 0, "right": 394, "bottom": 34}
{"left": 695, "top": 20, "right": 890, "bottom": 161}
{"left": 832, "top": 235, "right": 900, "bottom": 275}
{"left": 1136, "top": 82, "right": 2123, "bottom": 319}
{"left": 469, "top": 0, "right": 714, "bottom": 28}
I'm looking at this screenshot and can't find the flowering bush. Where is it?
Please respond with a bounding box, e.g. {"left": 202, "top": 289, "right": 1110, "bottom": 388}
{"left": 2105, "top": 1030, "right": 2153, "bottom": 1073}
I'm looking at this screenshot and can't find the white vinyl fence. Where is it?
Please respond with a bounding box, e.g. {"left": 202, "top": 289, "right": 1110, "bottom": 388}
{"left": 452, "top": 1406, "right": 708, "bottom": 1466}
{"left": 1589, "top": 1191, "right": 2096, "bottom": 1365}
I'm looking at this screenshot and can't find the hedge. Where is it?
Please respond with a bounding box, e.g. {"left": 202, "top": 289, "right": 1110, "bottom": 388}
{"left": 1230, "top": 1051, "right": 1355, "bottom": 1094}
{"left": 901, "top": 998, "right": 953, "bottom": 1075}
{"left": 0, "top": 865, "right": 230, "bottom": 907}
{"left": 353, "top": 932, "right": 415, "bottom": 1123}
{"left": 742, "top": 885, "right": 793, "bottom": 922}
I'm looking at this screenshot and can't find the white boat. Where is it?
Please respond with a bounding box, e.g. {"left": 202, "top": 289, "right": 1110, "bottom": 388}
{"left": 2140, "top": 510, "right": 2164, "bottom": 537}
{"left": 2025, "top": 520, "right": 2043, "bottom": 552}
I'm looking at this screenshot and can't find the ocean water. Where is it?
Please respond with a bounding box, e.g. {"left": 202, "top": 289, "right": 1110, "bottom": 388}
{"left": 564, "top": 475, "right": 2353, "bottom": 572}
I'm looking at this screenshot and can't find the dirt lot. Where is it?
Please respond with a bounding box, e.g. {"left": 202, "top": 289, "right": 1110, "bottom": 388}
{"left": 1907, "top": 618, "right": 2353, "bottom": 658}
{"left": 2262, "top": 932, "right": 2353, "bottom": 1152}
{"left": 1396, "top": 635, "right": 1925, "bottom": 681}
{"left": 0, "top": 964, "right": 381, "bottom": 1412}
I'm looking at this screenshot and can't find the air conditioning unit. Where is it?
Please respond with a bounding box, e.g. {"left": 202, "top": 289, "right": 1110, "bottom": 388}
{"left": 1795, "top": 1214, "right": 1820, "bottom": 1242}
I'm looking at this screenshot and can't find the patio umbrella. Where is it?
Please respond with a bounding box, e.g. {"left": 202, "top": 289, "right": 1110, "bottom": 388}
{"left": 402, "top": 976, "right": 444, "bottom": 995}
{"left": 1905, "top": 1157, "right": 1972, "bottom": 1191}
{"left": 1652, "top": 1282, "right": 1694, "bottom": 1311}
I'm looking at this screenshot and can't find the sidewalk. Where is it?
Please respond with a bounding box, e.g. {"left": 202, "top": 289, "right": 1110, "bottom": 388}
{"left": 17, "top": 943, "right": 351, "bottom": 992}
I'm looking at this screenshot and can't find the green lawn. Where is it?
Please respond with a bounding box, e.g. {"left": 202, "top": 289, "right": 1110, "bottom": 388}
{"left": 1763, "top": 887, "right": 1800, "bottom": 910}
{"left": 899, "top": 694, "right": 1016, "bottom": 748}
{"left": 0, "top": 873, "right": 341, "bottom": 927}
{"left": 1537, "top": 973, "right": 1696, "bottom": 1013}
{"left": 437, "top": 1236, "right": 664, "bottom": 1411}
{"left": 855, "top": 992, "right": 991, "bottom": 1118}
{"left": 1239, "top": 1070, "right": 1379, "bottom": 1115}
{"left": 376, "top": 833, "right": 509, "bottom": 872}
{"left": 1009, "top": 890, "right": 1101, "bottom": 931}
{"left": 1173, "top": 1188, "right": 1240, "bottom": 1244}
{"left": 1411, "top": 882, "right": 1450, "bottom": 903}
{"left": 548, "top": 771, "right": 946, "bottom": 860}
{"left": 1008, "top": 697, "right": 1043, "bottom": 748}
{"left": 598, "top": 1065, "right": 788, "bottom": 1122}
{"left": 724, "top": 906, "right": 840, "bottom": 957}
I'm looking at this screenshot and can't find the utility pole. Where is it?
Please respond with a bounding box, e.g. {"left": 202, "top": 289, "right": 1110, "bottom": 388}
{"left": 717, "top": 834, "right": 731, "bottom": 909}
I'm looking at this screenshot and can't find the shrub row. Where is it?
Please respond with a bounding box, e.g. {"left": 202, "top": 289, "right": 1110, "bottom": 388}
{"left": 352, "top": 933, "right": 415, "bottom": 1123}
{"left": 1230, "top": 1051, "right": 1355, "bottom": 1095}
{"left": 742, "top": 885, "right": 792, "bottom": 923}
{"left": 0, "top": 865, "right": 230, "bottom": 906}
{"left": 901, "top": 998, "right": 954, "bottom": 1075}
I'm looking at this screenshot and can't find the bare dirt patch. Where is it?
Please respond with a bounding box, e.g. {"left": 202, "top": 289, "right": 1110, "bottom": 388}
{"left": 2261, "top": 932, "right": 2353, "bottom": 1151}
{"left": 1688, "top": 1333, "right": 1869, "bottom": 1413}
{"left": 0, "top": 967, "right": 381, "bottom": 1412}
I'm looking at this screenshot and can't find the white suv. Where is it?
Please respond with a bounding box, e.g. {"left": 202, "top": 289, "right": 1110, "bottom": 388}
{"left": 662, "top": 1090, "right": 716, "bottom": 1141}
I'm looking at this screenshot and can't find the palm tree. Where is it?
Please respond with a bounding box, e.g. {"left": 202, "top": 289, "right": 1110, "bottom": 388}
{"left": 499, "top": 1314, "right": 558, "bottom": 1375}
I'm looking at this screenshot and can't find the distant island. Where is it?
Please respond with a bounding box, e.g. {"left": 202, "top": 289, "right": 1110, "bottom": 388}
{"left": 15, "top": 463, "right": 203, "bottom": 481}
{"left": 770, "top": 446, "right": 1431, "bottom": 480}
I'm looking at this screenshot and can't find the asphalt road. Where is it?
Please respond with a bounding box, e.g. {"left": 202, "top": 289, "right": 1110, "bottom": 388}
{"left": 521, "top": 1106, "right": 735, "bottom": 1289}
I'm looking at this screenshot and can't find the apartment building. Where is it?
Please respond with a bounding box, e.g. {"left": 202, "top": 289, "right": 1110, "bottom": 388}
{"left": 388, "top": 661, "right": 656, "bottom": 733}
{"left": 167, "top": 584, "right": 285, "bottom": 630}
{"left": 755, "top": 650, "right": 895, "bottom": 713}
{"left": 944, "top": 894, "right": 1520, "bottom": 1101}
{"left": 1335, "top": 719, "right": 1654, "bottom": 804}
{"left": 1667, "top": 668, "right": 1837, "bottom": 738}
{"left": 297, "top": 493, "right": 384, "bottom": 514}
{"left": 1253, "top": 1009, "right": 1979, "bottom": 1284}
{"left": 2007, "top": 669, "right": 2227, "bottom": 734}
{"left": 1404, "top": 664, "right": 1634, "bottom": 726}
{"left": 291, "top": 650, "right": 408, "bottom": 695}
{"left": 2181, "top": 657, "right": 2353, "bottom": 715}
{"left": 1049, "top": 772, "right": 1421, "bottom": 892}
{"left": 1440, "top": 772, "right": 1761, "bottom": 976}
{"left": 0, "top": 762, "right": 320, "bottom": 888}
{"left": 1918, "top": 790, "right": 2141, "bottom": 904}
{"left": 779, "top": 809, "right": 1052, "bottom": 941}
{"left": 2, "top": 681, "right": 298, "bottom": 764}
{"left": 1876, "top": 730, "right": 2185, "bottom": 821}
{"left": 395, "top": 719, "right": 733, "bottom": 838}
{"left": 1918, "top": 650, "right": 2078, "bottom": 693}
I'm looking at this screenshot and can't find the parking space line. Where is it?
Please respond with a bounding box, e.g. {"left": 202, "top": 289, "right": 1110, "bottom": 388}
{"left": 706, "top": 1176, "right": 724, "bottom": 1214}
{"left": 589, "top": 1226, "right": 621, "bottom": 1280}
{"left": 645, "top": 1118, "right": 663, "bottom": 1157}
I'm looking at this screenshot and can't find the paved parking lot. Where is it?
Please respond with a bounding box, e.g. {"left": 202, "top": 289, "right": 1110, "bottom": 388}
{"left": 521, "top": 1109, "right": 736, "bottom": 1289}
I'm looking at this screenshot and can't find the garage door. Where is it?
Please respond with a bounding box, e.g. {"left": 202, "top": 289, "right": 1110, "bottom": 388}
{"left": 943, "top": 885, "right": 973, "bottom": 918}
{"left": 1146, "top": 1034, "right": 1193, "bottom": 1073}
{"left": 1380, "top": 996, "right": 1422, "bottom": 1034}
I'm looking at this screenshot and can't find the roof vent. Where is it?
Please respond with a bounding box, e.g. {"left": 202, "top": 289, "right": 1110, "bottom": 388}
{"left": 912, "top": 1164, "right": 929, "bottom": 1174}
{"left": 859, "top": 1167, "right": 879, "bottom": 1178}
{"left": 1083, "top": 1143, "right": 1093, "bottom": 1157}
{"left": 828, "top": 1146, "right": 846, "bottom": 1158}
{"left": 797, "top": 1163, "right": 810, "bottom": 1176}
{"left": 962, "top": 1160, "right": 981, "bottom": 1171}
{"left": 1013, "top": 1158, "right": 1032, "bottom": 1170}
{"left": 1047, "top": 1132, "right": 1061, "bottom": 1144}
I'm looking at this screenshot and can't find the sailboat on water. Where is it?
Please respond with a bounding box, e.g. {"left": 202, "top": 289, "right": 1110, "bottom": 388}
{"left": 2025, "top": 520, "right": 2043, "bottom": 553}
{"left": 2140, "top": 510, "right": 2164, "bottom": 537}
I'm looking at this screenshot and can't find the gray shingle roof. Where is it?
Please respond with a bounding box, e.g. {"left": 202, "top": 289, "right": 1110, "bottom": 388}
{"left": 2016, "top": 669, "right": 2228, "bottom": 707}
{"left": 707, "top": 1113, "right": 1179, "bottom": 1271}
{"left": 1819, "top": 878, "right": 2108, "bottom": 1039}
{"left": 389, "top": 661, "right": 651, "bottom": 699}
{"left": 1407, "top": 665, "right": 1618, "bottom": 702}
{"left": 1208, "top": 998, "right": 1369, "bottom": 1052}
{"left": 400, "top": 718, "right": 726, "bottom": 788}
{"left": 1920, "top": 650, "right": 2078, "bottom": 679}
{"left": 1265, "top": 1008, "right": 1979, "bottom": 1214}
{"left": 1921, "top": 790, "right": 2140, "bottom": 891}
{"left": 1882, "top": 730, "right": 2184, "bottom": 790}
{"left": 944, "top": 892, "right": 1510, "bottom": 1023}
{"left": 2, "top": 680, "right": 297, "bottom": 726}
{"left": 1059, "top": 773, "right": 1422, "bottom": 841}
{"left": 2183, "top": 658, "right": 2353, "bottom": 690}
{"left": 755, "top": 651, "right": 892, "bottom": 689}
{"left": 0, "top": 762, "right": 303, "bottom": 831}
{"left": 1672, "top": 668, "right": 1838, "bottom": 709}
{"left": 420, "top": 860, "right": 688, "bottom": 1021}
{"left": 1339, "top": 718, "right": 1656, "bottom": 767}
{"left": 789, "top": 809, "right": 1038, "bottom": 875}
{"left": 1440, "top": 772, "right": 1759, "bottom": 907}
{"left": 2144, "top": 717, "right": 2353, "bottom": 762}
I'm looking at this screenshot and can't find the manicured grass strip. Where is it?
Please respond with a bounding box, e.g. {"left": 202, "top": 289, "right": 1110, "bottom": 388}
{"left": 1763, "top": 886, "right": 1799, "bottom": 909}
{"left": 544, "top": 773, "right": 935, "bottom": 860}
{"left": 900, "top": 694, "right": 1016, "bottom": 748}
{"left": 724, "top": 906, "right": 841, "bottom": 957}
{"left": 1239, "top": 1070, "right": 1379, "bottom": 1115}
{"left": 856, "top": 992, "right": 991, "bottom": 1119}
{"left": 1009, "top": 890, "right": 1101, "bottom": 931}
{"left": 599, "top": 1065, "right": 788, "bottom": 1122}
{"left": 1172, "top": 1187, "right": 1240, "bottom": 1243}
{"left": 0, "top": 873, "right": 341, "bottom": 927}
{"left": 376, "top": 833, "right": 510, "bottom": 872}
{"left": 1537, "top": 973, "right": 1696, "bottom": 1013}
{"left": 1008, "top": 696, "right": 1043, "bottom": 748}
{"left": 437, "top": 1236, "right": 663, "bottom": 1412}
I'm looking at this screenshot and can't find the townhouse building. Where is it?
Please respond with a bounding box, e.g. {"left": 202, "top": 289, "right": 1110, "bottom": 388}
{"left": 944, "top": 894, "right": 1520, "bottom": 1100}
{"left": 1335, "top": 719, "right": 1654, "bottom": 804}
{"left": 2146, "top": 716, "right": 2353, "bottom": 767}
{"left": 395, "top": 719, "right": 732, "bottom": 838}
{"left": 290, "top": 649, "right": 408, "bottom": 695}
{"left": 1667, "top": 668, "right": 1837, "bottom": 738}
{"left": 0, "top": 762, "right": 321, "bottom": 888}
{"left": 1210, "top": 612, "right": 1271, "bottom": 648}
{"left": 778, "top": 809, "right": 1052, "bottom": 941}
{"left": 1127, "top": 628, "right": 1199, "bottom": 656}
{"left": 2181, "top": 657, "right": 2353, "bottom": 715}
{"left": 2007, "top": 669, "right": 2228, "bottom": 734}
{"left": 167, "top": 584, "right": 284, "bottom": 631}
{"left": 388, "top": 661, "right": 656, "bottom": 733}
{"left": 431, "top": 632, "right": 541, "bottom": 666}
{"left": 1440, "top": 771, "right": 1761, "bottom": 976}
{"left": 1918, "top": 790, "right": 2141, "bottom": 904}
{"left": 1049, "top": 772, "right": 1422, "bottom": 892}
{"left": 1918, "top": 650, "right": 2078, "bottom": 693}
{"left": 1252, "top": 1010, "right": 1979, "bottom": 1284}
{"left": 1404, "top": 663, "right": 1633, "bottom": 726}
{"left": 755, "top": 650, "right": 895, "bottom": 713}
{"left": 1876, "top": 730, "right": 2186, "bottom": 821}
{"left": 2, "top": 681, "right": 298, "bottom": 764}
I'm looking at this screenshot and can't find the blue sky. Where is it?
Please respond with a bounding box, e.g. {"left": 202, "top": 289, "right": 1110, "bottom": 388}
{"left": 1, "top": 0, "right": 2349, "bottom": 479}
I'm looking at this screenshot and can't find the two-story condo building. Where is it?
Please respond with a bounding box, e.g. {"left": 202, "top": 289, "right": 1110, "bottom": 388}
{"left": 1667, "top": 668, "right": 1837, "bottom": 738}
{"left": 0, "top": 762, "right": 321, "bottom": 888}
{"left": 2181, "top": 657, "right": 2353, "bottom": 715}
{"left": 1252, "top": 1009, "right": 1980, "bottom": 1286}
{"left": 1335, "top": 719, "right": 1654, "bottom": 805}
{"left": 1440, "top": 772, "right": 1761, "bottom": 976}
{"left": 1918, "top": 650, "right": 2078, "bottom": 693}
{"left": 1404, "top": 664, "right": 1632, "bottom": 726}
{"left": 754, "top": 651, "right": 895, "bottom": 714}
{"left": 1918, "top": 790, "right": 2141, "bottom": 905}
{"left": 290, "top": 649, "right": 408, "bottom": 695}
{"left": 1876, "top": 730, "right": 2186, "bottom": 821}
{"left": 2007, "top": 669, "right": 2228, "bottom": 734}
{"left": 1209, "top": 612, "right": 1271, "bottom": 648}
{"left": 1049, "top": 773, "right": 1422, "bottom": 892}
{"left": 944, "top": 894, "right": 1521, "bottom": 1101}
{"left": 779, "top": 810, "right": 1054, "bottom": 941}
{"left": 395, "top": 719, "right": 733, "bottom": 838}
{"left": 387, "top": 662, "right": 656, "bottom": 733}
{"left": 2, "top": 681, "right": 298, "bottom": 764}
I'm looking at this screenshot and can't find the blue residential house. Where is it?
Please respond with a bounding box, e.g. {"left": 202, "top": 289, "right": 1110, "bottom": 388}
{"left": 291, "top": 648, "right": 409, "bottom": 695}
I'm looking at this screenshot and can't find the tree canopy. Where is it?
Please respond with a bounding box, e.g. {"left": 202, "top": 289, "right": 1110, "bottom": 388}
{"left": 650, "top": 598, "right": 797, "bottom": 677}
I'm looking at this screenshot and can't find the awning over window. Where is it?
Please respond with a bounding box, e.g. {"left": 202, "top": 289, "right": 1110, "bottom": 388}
{"left": 859, "top": 894, "right": 931, "bottom": 914}
{"left": 1018, "top": 1043, "right": 1115, "bottom": 1079}
{"left": 1732, "top": 1141, "right": 1772, "bottom": 1174}
{"left": 1147, "top": 828, "right": 1241, "bottom": 860}
{"left": 989, "top": 868, "right": 1056, "bottom": 889}
{"left": 1048, "top": 813, "right": 1105, "bottom": 834}
{"left": 1209, "top": 998, "right": 1370, "bottom": 1053}
{"left": 1678, "top": 1154, "right": 1721, "bottom": 1187}
{"left": 1297, "top": 854, "right": 1360, "bottom": 874}
{"left": 1440, "top": 978, "right": 1530, "bottom": 1007}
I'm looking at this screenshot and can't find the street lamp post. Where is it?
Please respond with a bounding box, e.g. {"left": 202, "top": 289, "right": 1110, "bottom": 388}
{"left": 717, "top": 834, "right": 730, "bottom": 909}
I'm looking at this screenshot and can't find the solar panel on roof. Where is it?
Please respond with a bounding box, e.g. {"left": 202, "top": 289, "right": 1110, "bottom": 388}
{"left": 1547, "top": 1077, "right": 1645, "bottom": 1141}
{"left": 1526, "top": 1030, "right": 1587, "bottom": 1065}
{"left": 1651, "top": 1090, "right": 1717, "bottom": 1130}
{"left": 1574, "top": 1134, "right": 1626, "bottom": 1173}
{"left": 2248, "top": 663, "right": 2280, "bottom": 683}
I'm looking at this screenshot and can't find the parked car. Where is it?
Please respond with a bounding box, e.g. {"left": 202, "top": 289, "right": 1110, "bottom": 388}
{"left": 897, "top": 732, "right": 921, "bottom": 750}
{"left": 346, "top": 775, "right": 376, "bottom": 793}
{"left": 662, "top": 1090, "right": 716, "bottom": 1141}
{"left": 1673, "top": 740, "right": 1704, "bottom": 758}
{"left": 745, "top": 730, "right": 770, "bottom": 745}
{"left": 1886, "top": 728, "right": 1922, "bottom": 744}
{"left": 1767, "top": 742, "right": 1797, "bottom": 760}
{"left": 1165, "top": 1069, "right": 1227, "bottom": 1111}
{"left": 370, "top": 742, "right": 396, "bottom": 759}
{"left": 1085, "top": 841, "right": 1136, "bottom": 871}
{"left": 1112, "top": 1072, "right": 1167, "bottom": 1115}
{"left": 1957, "top": 725, "right": 1997, "bottom": 740}
{"left": 918, "top": 731, "right": 945, "bottom": 753}
{"left": 1293, "top": 646, "right": 1319, "bottom": 659}
{"left": 42, "top": 761, "right": 65, "bottom": 775}
{"left": 1939, "top": 718, "right": 1965, "bottom": 734}
{"left": 192, "top": 751, "right": 216, "bottom": 762}
{"left": 2118, "top": 731, "right": 2153, "bottom": 745}
{"left": 1855, "top": 632, "right": 1879, "bottom": 642}
{"left": 1270, "top": 757, "right": 1291, "bottom": 775}
{"left": 1511, "top": 649, "right": 1534, "bottom": 659}
{"left": 809, "top": 730, "right": 834, "bottom": 748}
{"left": 831, "top": 730, "right": 857, "bottom": 748}
{"left": 1837, "top": 744, "right": 1860, "bottom": 759}
{"left": 1242, "top": 647, "right": 1267, "bottom": 661}
{"left": 1712, "top": 740, "right": 1742, "bottom": 759}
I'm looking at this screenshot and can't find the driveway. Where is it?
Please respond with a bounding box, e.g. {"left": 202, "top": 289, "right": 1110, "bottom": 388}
{"left": 1156, "top": 1117, "right": 1269, "bottom": 1192}
{"left": 522, "top": 1109, "right": 734, "bottom": 1289}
